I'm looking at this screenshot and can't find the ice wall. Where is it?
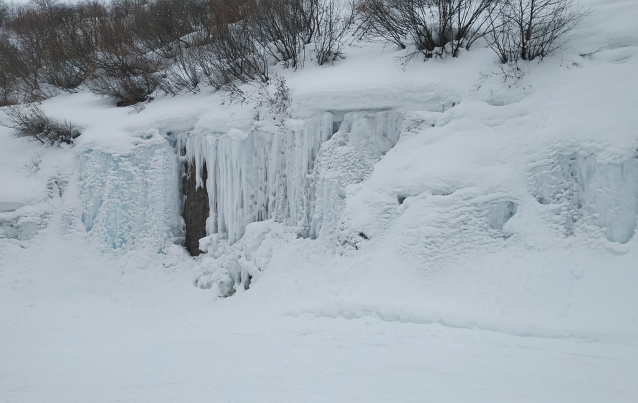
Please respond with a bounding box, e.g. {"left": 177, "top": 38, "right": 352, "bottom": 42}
{"left": 310, "top": 111, "right": 403, "bottom": 239}
{"left": 179, "top": 110, "right": 403, "bottom": 246}
{"left": 79, "top": 141, "right": 182, "bottom": 250}
{"left": 534, "top": 153, "right": 638, "bottom": 244}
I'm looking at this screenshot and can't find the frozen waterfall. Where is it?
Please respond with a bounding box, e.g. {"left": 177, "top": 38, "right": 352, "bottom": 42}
{"left": 178, "top": 110, "right": 403, "bottom": 246}
{"left": 534, "top": 153, "right": 638, "bottom": 244}
{"left": 79, "top": 140, "right": 182, "bottom": 250}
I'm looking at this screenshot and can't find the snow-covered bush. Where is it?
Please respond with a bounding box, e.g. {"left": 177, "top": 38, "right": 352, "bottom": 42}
{"left": 2, "top": 104, "right": 77, "bottom": 145}
{"left": 313, "top": 0, "right": 355, "bottom": 65}
{"left": 486, "top": 0, "right": 589, "bottom": 63}
{"left": 355, "top": 0, "right": 497, "bottom": 58}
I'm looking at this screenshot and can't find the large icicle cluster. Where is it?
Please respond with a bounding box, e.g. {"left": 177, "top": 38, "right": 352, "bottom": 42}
{"left": 178, "top": 113, "right": 333, "bottom": 244}
{"left": 179, "top": 110, "right": 403, "bottom": 246}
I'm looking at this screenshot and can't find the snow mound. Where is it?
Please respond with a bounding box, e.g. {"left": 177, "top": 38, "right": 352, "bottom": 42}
{"left": 488, "top": 201, "right": 518, "bottom": 230}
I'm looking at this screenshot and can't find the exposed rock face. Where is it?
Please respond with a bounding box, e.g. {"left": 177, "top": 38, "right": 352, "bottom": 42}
{"left": 182, "top": 160, "right": 209, "bottom": 256}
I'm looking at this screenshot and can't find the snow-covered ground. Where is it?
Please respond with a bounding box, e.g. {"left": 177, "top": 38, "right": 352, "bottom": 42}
{"left": 1, "top": 0, "right": 638, "bottom": 401}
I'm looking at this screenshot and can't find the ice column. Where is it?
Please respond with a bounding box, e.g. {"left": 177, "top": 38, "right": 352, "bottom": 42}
{"left": 79, "top": 141, "right": 182, "bottom": 250}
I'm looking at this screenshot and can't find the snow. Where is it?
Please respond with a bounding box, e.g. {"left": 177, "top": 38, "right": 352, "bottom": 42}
{"left": 2, "top": 0, "right": 638, "bottom": 401}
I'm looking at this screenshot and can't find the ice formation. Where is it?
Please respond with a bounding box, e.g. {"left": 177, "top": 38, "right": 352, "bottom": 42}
{"left": 534, "top": 153, "right": 638, "bottom": 244}
{"left": 0, "top": 204, "right": 47, "bottom": 241}
{"left": 488, "top": 201, "right": 518, "bottom": 231}
{"left": 178, "top": 110, "right": 403, "bottom": 246}
{"left": 0, "top": 201, "right": 25, "bottom": 213}
{"left": 79, "top": 140, "right": 181, "bottom": 250}
{"left": 309, "top": 111, "right": 402, "bottom": 239}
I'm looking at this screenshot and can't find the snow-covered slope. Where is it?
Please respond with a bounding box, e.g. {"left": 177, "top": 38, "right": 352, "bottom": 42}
{"left": 1, "top": 0, "right": 638, "bottom": 401}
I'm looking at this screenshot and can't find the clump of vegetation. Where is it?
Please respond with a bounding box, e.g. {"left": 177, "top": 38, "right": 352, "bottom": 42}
{"left": 485, "top": 0, "right": 589, "bottom": 69}
{"left": 355, "top": 0, "right": 588, "bottom": 62}
{"left": 355, "top": 0, "right": 498, "bottom": 59}
{"left": 2, "top": 104, "right": 78, "bottom": 145}
{"left": 0, "top": 0, "right": 356, "bottom": 107}
{"left": 0, "top": 0, "right": 589, "bottom": 107}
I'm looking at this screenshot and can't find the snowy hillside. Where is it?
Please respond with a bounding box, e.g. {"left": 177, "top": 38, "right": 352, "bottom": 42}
{"left": 1, "top": 0, "right": 638, "bottom": 401}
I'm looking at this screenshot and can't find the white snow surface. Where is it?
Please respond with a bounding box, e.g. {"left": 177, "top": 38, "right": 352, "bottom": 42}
{"left": 2, "top": 0, "right": 638, "bottom": 401}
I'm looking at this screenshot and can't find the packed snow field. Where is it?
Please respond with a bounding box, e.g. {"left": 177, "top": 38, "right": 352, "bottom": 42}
{"left": 1, "top": 0, "right": 638, "bottom": 401}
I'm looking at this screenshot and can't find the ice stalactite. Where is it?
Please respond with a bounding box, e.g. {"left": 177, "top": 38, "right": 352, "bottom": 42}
{"left": 179, "top": 110, "right": 403, "bottom": 250}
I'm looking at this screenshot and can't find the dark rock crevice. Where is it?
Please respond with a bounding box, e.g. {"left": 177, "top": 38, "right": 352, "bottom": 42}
{"left": 182, "top": 159, "right": 209, "bottom": 256}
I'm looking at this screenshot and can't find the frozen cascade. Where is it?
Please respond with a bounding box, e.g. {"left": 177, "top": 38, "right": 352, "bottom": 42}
{"left": 178, "top": 110, "right": 403, "bottom": 247}
{"left": 79, "top": 140, "right": 182, "bottom": 250}
{"left": 310, "top": 111, "right": 403, "bottom": 239}
{"left": 178, "top": 112, "right": 333, "bottom": 245}
{"left": 534, "top": 153, "right": 638, "bottom": 244}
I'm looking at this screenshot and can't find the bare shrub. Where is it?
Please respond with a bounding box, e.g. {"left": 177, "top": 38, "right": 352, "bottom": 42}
{"left": 314, "top": 0, "right": 355, "bottom": 65}
{"left": 85, "top": 15, "right": 162, "bottom": 106}
{"left": 356, "top": 0, "right": 496, "bottom": 59}
{"left": 487, "top": 0, "right": 589, "bottom": 63}
{"left": 4, "top": 4, "right": 48, "bottom": 98}
{"left": 0, "top": 0, "right": 353, "bottom": 105}
{"left": 160, "top": 46, "right": 203, "bottom": 94}
{"left": 219, "top": 76, "right": 292, "bottom": 137}
{"left": 247, "top": 0, "right": 355, "bottom": 68}
{"left": 222, "top": 76, "right": 291, "bottom": 122}
{"left": 447, "top": 0, "right": 498, "bottom": 57}
{"left": 39, "top": 3, "right": 94, "bottom": 92}
{"left": 248, "top": 0, "right": 326, "bottom": 69}
{"left": 200, "top": 12, "right": 270, "bottom": 88}
{"left": 133, "top": 0, "right": 201, "bottom": 59}
{"left": 87, "top": 58, "right": 162, "bottom": 107}
{"left": 258, "top": 75, "right": 292, "bottom": 116}
{"left": 24, "top": 154, "right": 42, "bottom": 173}
{"left": 0, "top": 0, "right": 98, "bottom": 101}
{"left": 2, "top": 104, "right": 77, "bottom": 145}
